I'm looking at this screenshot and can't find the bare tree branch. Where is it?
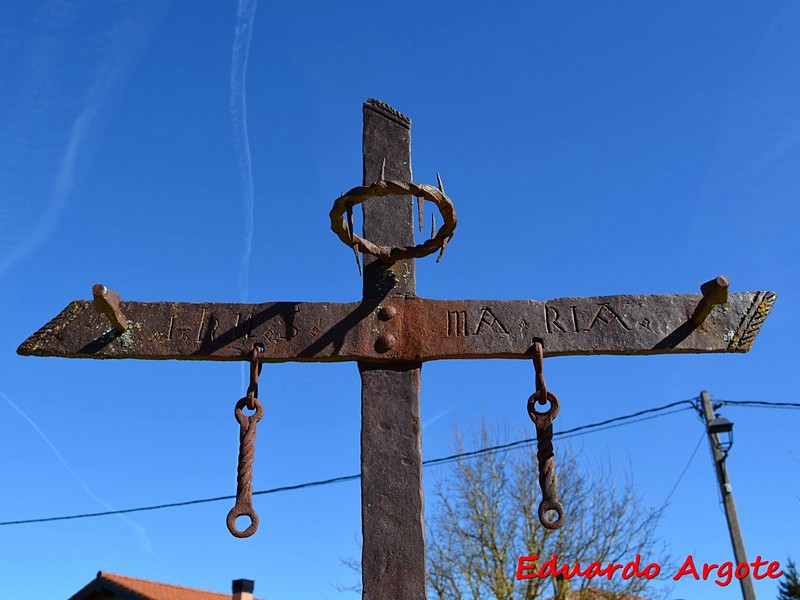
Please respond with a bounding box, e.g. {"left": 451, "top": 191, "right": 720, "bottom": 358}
{"left": 426, "top": 421, "right": 672, "bottom": 599}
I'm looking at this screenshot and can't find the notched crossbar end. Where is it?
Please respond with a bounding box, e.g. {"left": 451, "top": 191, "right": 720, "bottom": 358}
{"left": 92, "top": 284, "right": 129, "bottom": 333}
{"left": 691, "top": 275, "right": 730, "bottom": 326}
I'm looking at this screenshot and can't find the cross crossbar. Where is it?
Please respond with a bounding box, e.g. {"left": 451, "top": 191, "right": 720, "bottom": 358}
{"left": 18, "top": 291, "right": 776, "bottom": 362}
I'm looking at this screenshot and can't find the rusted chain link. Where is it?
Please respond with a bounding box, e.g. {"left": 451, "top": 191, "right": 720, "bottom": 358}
{"left": 245, "top": 346, "right": 262, "bottom": 410}
{"left": 532, "top": 341, "right": 548, "bottom": 406}
{"left": 330, "top": 179, "right": 457, "bottom": 263}
{"left": 527, "top": 341, "right": 565, "bottom": 530}
{"left": 226, "top": 346, "right": 264, "bottom": 538}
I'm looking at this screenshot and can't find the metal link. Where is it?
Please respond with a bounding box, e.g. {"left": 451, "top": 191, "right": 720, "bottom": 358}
{"left": 527, "top": 341, "right": 565, "bottom": 530}
{"left": 532, "top": 340, "right": 547, "bottom": 405}
{"left": 227, "top": 347, "right": 264, "bottom": 538}
{"left": 245, "top": 345, "right": 263, "bottom": 410}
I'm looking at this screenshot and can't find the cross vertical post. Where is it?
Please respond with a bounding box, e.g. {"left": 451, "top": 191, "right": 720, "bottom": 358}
{"left": 359, "top": 100, "right": 426, "bottom": 600}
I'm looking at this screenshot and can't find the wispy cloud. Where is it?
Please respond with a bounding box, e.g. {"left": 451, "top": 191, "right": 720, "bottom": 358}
{"left": 0, "top": 2, "right": 166, "bottom": 279}
{"left": 0, "top": 83, "right": 97, "bottom": 278}
{"left": 1, "top": 389, "right": 152, "bottom": 552}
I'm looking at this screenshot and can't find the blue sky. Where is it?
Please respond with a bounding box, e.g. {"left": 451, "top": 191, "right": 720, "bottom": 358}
{"left": 1, "top": 1, "right": 798, "bottom": 599}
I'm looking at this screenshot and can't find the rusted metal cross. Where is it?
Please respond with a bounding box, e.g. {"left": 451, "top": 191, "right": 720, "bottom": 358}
{"left": 19, "top": 99, "right": 775, "bottom": 600}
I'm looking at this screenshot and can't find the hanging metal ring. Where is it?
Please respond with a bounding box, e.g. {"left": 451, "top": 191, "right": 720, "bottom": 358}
{"left": 527, "top": 390, "right": 560, "bottom": 428}
{"left": 234, "top": 395, "right": 264, "bottom": 428}
{"left": 538, "top": 498, "right": 565, "bottom": 530}
{"left": 227, "top": 501, "right": 260, "bottom": 538}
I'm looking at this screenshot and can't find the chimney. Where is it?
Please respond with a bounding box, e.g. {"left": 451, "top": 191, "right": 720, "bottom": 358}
{"left": 232, "top": 579, "right": 254, "bottom": 600}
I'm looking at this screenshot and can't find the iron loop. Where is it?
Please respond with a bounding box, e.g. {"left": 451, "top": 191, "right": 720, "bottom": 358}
{"left": 527, "top": 391, "right": 560, "bottom": 428}
{"left": 538, "top": 498, "right": 565, "bottom": 530}
{"left": 234, "top": 396, "right": 264, "bottom": 428}
{"left": 226, "top": 504, "right": 260, "bottom": 538}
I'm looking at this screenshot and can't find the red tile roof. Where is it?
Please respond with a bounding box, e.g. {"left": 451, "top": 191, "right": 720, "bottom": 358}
{"left": 70, "top": 571, "right": 243, "bottom": 600}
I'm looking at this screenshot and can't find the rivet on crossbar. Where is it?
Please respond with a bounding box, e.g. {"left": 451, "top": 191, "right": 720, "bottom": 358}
{"left": 92, "top": 284, "right": 129, "bottom": 333}
{"left": 691, "top": 275, "right": 730, "bottom": 326}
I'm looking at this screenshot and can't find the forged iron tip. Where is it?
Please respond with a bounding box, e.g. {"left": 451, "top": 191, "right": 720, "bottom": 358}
{"left": 435, "top": 235, "right": 451, "bottom": 263}
{"left": 417, "top": 196, "right": 424, "bottom": 233}
{"left": 436, "top": 172, "right": 445, "bottom": 193}
{"left": 380, "top": 158, "right": 386, "bottom": 181}
{"left": 346, "top": 205, "right": 355, "bottom": 243}
{"left": 430, "top": 213, "right": 436, "bottom": 239}
{"left": 352, "top": 244, "right": 362, "bottom": 276}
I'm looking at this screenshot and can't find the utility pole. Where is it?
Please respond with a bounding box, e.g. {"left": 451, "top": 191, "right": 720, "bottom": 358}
{"left": 700, "top": 390, "right": 757, "bottom": 600}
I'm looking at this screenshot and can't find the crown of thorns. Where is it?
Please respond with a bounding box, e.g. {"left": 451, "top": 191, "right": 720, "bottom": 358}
{"left": 330, "top": 179, "right": 457, "bottom": 263}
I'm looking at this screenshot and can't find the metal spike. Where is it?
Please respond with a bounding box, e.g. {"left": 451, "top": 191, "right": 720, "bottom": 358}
{"left": 352, "top": 244, "right": 362, "bottom": 276}
{"left": 92, "top": 284, "right": 129, "bottom": 333}
{"left": 436, "top": 234, "right": 451, "bottom": 263}
{"left": 417, "top": 196, "right": 424, "bottom": 233}
{"left": 691, "top": 275, "right": 730, "bottom": 326}
{"left": 380, "top": 158, "right": 386, "bottom": 181}
{"left": 430, "top": 213, "right": 436, "bottom": 239}
{"left": 436, "top": 172, "right": 445, "bottom": 194}
{"left": 346, "top": 204, "right": 355, "bottom": 243}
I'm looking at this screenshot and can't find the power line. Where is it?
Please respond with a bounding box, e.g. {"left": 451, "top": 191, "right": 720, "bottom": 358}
{"left": 0, "top": 397, "right": 761, "bottom": 527}
{"left": 0, "top": 475, "right": 365, "bottom": 526}
{"left": 718, "top": 399, "right": 800, "bottom": 410}
{"left": 663, "top": 430, "right": 706, "bottom": 505}
{"left": 423, "top": 400, "right": 694, "bottom": 468}
{"left": 0, "top": 399, "right": 694, "bottom": 526}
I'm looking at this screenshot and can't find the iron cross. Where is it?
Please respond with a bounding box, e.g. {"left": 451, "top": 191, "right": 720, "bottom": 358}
{"left": 19, "top": 99, "right": 775, "bottom": 600}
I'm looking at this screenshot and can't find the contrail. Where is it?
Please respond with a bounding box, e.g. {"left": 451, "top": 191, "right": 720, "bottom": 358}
{"left": 1, "top": 389, "right": 152, "bottom": 551}
{"left": 231, "top": 0, "right": 258, "bottom": 393}
{"left": 231, "top": 0, "right": 258, "bottom": 303}
{"left": 423, "top": 403, "right": 464, "bottom": 430}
